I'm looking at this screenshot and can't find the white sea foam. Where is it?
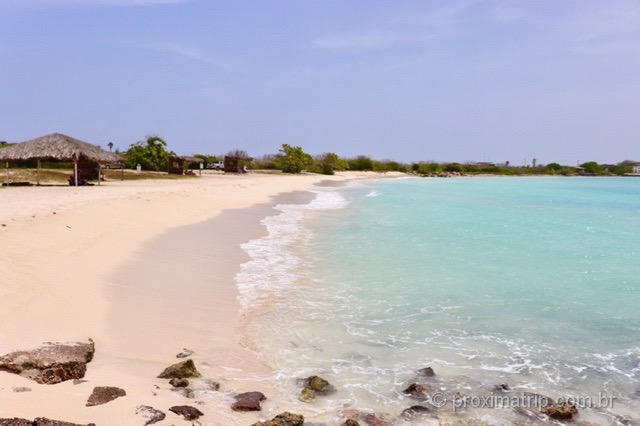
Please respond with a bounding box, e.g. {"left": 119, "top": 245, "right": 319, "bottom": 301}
{"left": 236, "top": 187, "right": 348, "bottom": 311}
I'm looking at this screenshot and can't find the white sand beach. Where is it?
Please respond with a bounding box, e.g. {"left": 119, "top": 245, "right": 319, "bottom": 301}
{"left": 0, "top": 172, "right": 401, "bottom": 425}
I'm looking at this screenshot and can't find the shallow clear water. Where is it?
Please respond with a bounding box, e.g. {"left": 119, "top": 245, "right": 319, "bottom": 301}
{"left": 238, "top": 177, "right": 640, "bottom": 424}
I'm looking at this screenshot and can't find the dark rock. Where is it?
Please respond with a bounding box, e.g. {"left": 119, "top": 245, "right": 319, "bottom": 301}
{"left": 34, "top": 419, "right": 92, "bottom": 426}
{"left": 169, "top": 378, "right": 189, "bottom": 388}
{"left": 400, "top": 405, "right": 433, "bottom": 420}
{"left": 0, "top": 419, "right": 32, "bottom": 426}
{"left": 85, "top": 386, "right": 126, "bottom": 406}
{"left": 168, "top": 405, "right": 203, "bottom": 421}
{"left": 541, "top": 401, "right": 578, "bottom": 420}
{"left": 0, "top": 419, "right": 92, "bottom": 426}
{"left": 252, "top": 412, "right": 305, "bottom": 426}
{"left": 341, "top": 420, "right": 360, "bottom": 426}
{"left": 493, "top": 383, "right": 510, "bottom": 393}
{"left": 12, "top": 387, "right": 31, "bottom": 392}
{"left": 135, "top": 405, "right": 166, "bottom": 426}
{"left": 0, "top": 340, "right": 95, "bottom": 384}
{"left": 176, "top": 348, "right": 194, "bottom": 358}
{"left": 231, "top": 391, "right": 267, "bottom": 411}
{"left": 417, "top": 366, "right": 436, "bottom": 377}
{"left": 361, "top": 413, "right": 393, "bottom": 426}
{"left": 402, "top": 383, "right": 433, "bottom": 398}
{"left": 157, "top": 359, "right": 201, "bottom": 379}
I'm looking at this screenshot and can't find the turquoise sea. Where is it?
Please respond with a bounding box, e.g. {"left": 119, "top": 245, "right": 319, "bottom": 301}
{"left": 237, "top": 177, "right": 640, "bottom": 424}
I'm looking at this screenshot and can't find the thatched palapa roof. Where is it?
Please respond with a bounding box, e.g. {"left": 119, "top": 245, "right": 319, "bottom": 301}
{"left": 0, "top": 133, "right": 122, "bottom": 163}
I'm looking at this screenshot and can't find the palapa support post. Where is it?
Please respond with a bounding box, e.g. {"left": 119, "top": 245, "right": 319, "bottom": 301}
{"left": 37, "top": 159, "right": 41, "bottom": 186}
{"left": 74, "top": 161, "right": 78, "bottom": 187}
{"left": 97, "top": 163, "right": 101, "bottom": 186}
{"left": 4, "top": 161, "right": 8, "bottom": 186}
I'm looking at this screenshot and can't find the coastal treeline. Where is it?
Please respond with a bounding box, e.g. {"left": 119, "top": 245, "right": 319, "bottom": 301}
{"left": 2, "top": 135, "right": 638, "bottom": 177}
{"left": 121, "top": 135, "right": 640, "bottom": 176}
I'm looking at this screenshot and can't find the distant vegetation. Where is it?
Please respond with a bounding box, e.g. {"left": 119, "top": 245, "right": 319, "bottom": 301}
{"left": 2, "top": 135, "right": 638, "bottom": 177}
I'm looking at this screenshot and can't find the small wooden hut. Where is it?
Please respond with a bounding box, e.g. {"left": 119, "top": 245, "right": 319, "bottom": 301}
{"left": 168, "top": 155, "right": 204, "bottom": 175}
{"left": 0, "top": 133, "right": 123, "bottom": 186}
{"left": 224, "top": 156, "right": 253, "bottom": 173}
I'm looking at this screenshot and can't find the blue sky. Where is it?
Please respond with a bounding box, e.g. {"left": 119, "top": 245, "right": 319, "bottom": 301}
{"left": 1, "top": 0, "right": 639, "bottom": 165}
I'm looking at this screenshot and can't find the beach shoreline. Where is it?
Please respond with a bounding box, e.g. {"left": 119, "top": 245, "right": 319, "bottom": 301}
{"left": 0, "top": 171, "right": 403, "bottom": 424}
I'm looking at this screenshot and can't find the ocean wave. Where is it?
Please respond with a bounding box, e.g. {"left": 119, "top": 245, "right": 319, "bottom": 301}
{"left": 236, "top": 187, "right": 348, "bottom": 311}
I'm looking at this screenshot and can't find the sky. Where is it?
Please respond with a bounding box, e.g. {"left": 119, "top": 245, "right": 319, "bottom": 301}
{"left": 1, "top": 0, "right": 639, "bottom": 165}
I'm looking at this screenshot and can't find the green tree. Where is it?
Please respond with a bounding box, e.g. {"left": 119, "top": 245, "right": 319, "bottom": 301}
{"left": 315, "top": 152, "right": 348, "bottom": 175}
{"left": 277, "top": 144, "right": 312, "bottom": 173}
{"left": 579, "top": 161, "right": 605, "bottom": 175}
{"left": 607, "top": 161, "right": 633, "bottom": 175}
{"left": 125, "top": 135, "right": 171, "bottom": 171}
{"left": 545, "top": 162, "right": 563, "bottom": 172}
{"left": 444, "top": 162, "right": 463, "bottom": 173}
{"left": 347, "top": 155, "right": 375, "bottom": 171}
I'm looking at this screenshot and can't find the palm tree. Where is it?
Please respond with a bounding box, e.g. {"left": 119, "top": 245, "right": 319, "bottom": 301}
{"left": 108, "top": 142, "right": 114, "bottom": 152}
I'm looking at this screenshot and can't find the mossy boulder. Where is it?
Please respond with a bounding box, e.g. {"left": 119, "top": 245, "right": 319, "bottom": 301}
{"left": 157, "top": 359, "right": 201, "bottom": 379}
{"left": 298, "top": 386, "right": 315, "bottom": 402}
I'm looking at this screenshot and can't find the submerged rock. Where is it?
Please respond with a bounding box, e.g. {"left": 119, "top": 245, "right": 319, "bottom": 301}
{"left": 252, "top": 412, "right": 304, "bottom": 426}
{"left": 171, "top": 378, "right": 220, "bottom": 399}
{"left": 339, "top": 410, "right": 393, "bottom": 426}
{"left": 361, "top": 412, "right": 394, "bottom": 426}
{"left": 492, "top": 383, "right": 510, "bottom": 393}
{"left": 171, "top": 387, "right": 195, "bottom": 398}
{"left": 402, "top": 383, "right": 433, "bottom": 398}
{"left": 401, "top": 405, "right": 434, "bottom": 421}
{"left": 298, "top": 386, "right": 315, "bottom": 402}
{"left": 135, "top": 406, "right": 166, "bottom": 426}
{"left": 541, "top": 401, "right": 578, "bottom": 420}
{"left": 85, "top": 386, "right": 126, "bottom": 406}
{"left": 232, "top": 391, "right": 267, "bottom": 411}
{"left": 0, "top": 340, "right": 95, "bottom": 384}
{"left": 305, "top": 375, "right": 335, "bottom": 394}
{"left": 157, "top": 359, "right": 201, "bottom": 379}
{"left": 169, "top": 378, "right": 189, "bottom": 388}
{"left": 417, "top": 367, "right": 436, "bottom": 377}
{"left": 297, "top": 375, "right": 335, "bottom": 402}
